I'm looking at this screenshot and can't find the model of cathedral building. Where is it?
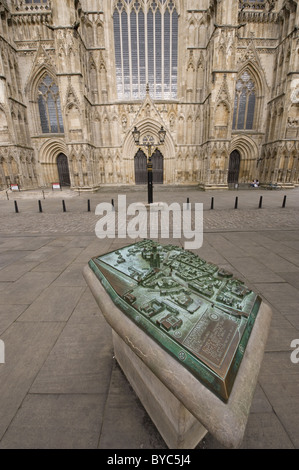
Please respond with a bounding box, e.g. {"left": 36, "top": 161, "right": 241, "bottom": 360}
{"left": 0, "top": 0, "right": 298, "bottom": 191}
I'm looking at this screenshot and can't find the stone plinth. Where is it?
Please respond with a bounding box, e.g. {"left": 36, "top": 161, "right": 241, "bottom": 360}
{"left": 83, "top": 263, "right": 272, "bottom": 449}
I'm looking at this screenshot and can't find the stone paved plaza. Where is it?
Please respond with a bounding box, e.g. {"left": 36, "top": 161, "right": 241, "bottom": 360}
{"left": 0, "top": 185, "right": 299, "bottom": 449}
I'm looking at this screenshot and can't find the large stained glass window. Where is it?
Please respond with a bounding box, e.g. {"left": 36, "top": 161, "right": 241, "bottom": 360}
{"left": 113, "top": 0, "right": 178, "bottom": 100}
{"left": 232, "top": 71, "right": 256, "bottom": 130}
{"left": 38, "top": 74, "right": 64, "bottom": 134}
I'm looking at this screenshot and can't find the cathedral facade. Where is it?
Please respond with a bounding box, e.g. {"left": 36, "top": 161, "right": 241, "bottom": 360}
{"left": 0, "top": 0, "right": 298, "bottom": 191}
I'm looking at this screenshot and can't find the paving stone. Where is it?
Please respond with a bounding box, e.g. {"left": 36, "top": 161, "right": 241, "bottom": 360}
{"left": 22, "top": 245, "right": 64, "bottom": 263}
{"left": 255, "top": 283, "right": 299, "bottom": 316}
{"left": 30, "top": 320, "right": 113, "bottom": 394}
{"left": 51, "top": 263, "right": 87, "bottom": 287}
{"left": 0, "top": 304, "right": 28, "bottom": 335}
{"left": 227, "top": 257, "right": 285, "bottom": 283}
{"left": 259, "top": 351, "right": 298, "bottom": 378}
{"left": 98, "top": 362, "right": 166, "bottom": 449}
{"left": 248, "top": 384, "right": 272, "bottom": 414}
{"left": 0, "top": 271, "right": 58, "bottom": 305}
{"left": 18, "top": 285, "right": 85, "bottom": 322}
{"left": 0, "top": 251, "right": 31, "bottom": 269}
{"left": 0, "top": 394, "right": 104, "bottom": 449}
{"left": 0, "top": 261, "right": 39, "bottom": 282}
{"left": 0, "top": 188, "right": 299, "bottom": 449}
{"left": 69, "top": 287, "right": 106, "bottom": 323}
{"left": 0, "top": 322, "right": 64, "bottom": 439}
{"left": 265, "top": 325, "right": 299, "bottom": 352}
{"left": 241, "top": 412, "right": 294, "bottom": 449}
{"left": 32, "top": 248, "right": 84, "bottom": 272}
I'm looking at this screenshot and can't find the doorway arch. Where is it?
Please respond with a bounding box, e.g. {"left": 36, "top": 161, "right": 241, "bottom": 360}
{"left": 57, "top": 153, "right": 70, "bottom": 186}
{"left": 228, "top": 150, "right": 240, "bottom": 184}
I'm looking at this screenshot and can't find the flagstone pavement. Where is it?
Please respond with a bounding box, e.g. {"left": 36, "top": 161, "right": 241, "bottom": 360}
{"left": 0, "top": 185, "right": 299, "bottom": 450}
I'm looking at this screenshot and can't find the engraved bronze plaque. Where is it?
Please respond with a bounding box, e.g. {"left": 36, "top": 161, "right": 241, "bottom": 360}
{"left": 89, "top": 240, "right": 261, "bottom": 402}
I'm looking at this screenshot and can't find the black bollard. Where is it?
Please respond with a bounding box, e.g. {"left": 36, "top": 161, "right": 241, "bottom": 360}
{"left": 282, "top": 195, "right": 287, "bottom": 208}
{"left": 87, "top": 199, "right": 91, "bottom": 212}
{"left": 111, "top": 198, "right": 114, "bottom": 210}
{"left": 211, "top": 197, "right": 214, "bottom": 210}
{"left": 234, "top": 196, "right": 238, "bottom": 209}
{"left": 187, "top": 197, "right": 190, "bottom": 209}
{"left": 62, "top": 200, "right": 66, "bottom": 212}
{"left": 38, "top": 200, "right": 43, "bottom": 213}
{"left": 14, "top": 200, "right": 19, "bottom": 213}
{"left": 258, "top": 196, "right": 263, "bottom": 209}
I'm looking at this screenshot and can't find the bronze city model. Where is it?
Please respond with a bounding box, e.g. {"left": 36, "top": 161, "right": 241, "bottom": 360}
{"left": 89, "top": 240, "right": 261, "bottom": 402}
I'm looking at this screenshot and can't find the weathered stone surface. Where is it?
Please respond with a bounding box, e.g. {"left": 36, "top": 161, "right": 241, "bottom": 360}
{"left": 83, "top": 255, "right": 272, "bottom": 448}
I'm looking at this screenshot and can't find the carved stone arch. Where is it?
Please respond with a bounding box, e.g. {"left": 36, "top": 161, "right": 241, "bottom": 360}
{"left": 233, "top": 62, "right": 266, "bottom": 131}
{"left": 229, "top": 136, "right": 259, "bottom": 183}
{"left": 26, "top": 64, "right": 62, "bottom": 135}
{"left": 26, "top": 64, "right": 56, "bottom": 103}
{"left": 237, "top": 61, "right": 265, "bottom": 97}
{"left": 38, "top": 138, "right": 70, "bottom": 186}
{"left": 122, "top": 118, "right": 176, "bottom": 184}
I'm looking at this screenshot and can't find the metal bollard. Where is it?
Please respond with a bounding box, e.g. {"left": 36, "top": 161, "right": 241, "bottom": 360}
{"left": 282, "top": 195, "right": 287, "bottom": 208}
{"left": 211, "top": 197, "right": 214, "bottom": 210}
{"left": 14, "top": 200, "right": 19, "bottom": 213}
{"left": 38, "top": 200, "right": 43, "bottom": 213}
{"left": 187, "top": 197, "right": 190, "bottom": 209}
{"left": 87, "top": 199, "right": 91, "bottom": 212}
{"left": 234, "top": 196, "right": 238, "bottom": 209}
{"left": 258, "top": 196, "right": 263, "bottom": 209}
{"left": 62, "top": 200, "right": 66, "bottom": 212}
{"left": 111, "top": 199, "right": 114, "bottom": 210}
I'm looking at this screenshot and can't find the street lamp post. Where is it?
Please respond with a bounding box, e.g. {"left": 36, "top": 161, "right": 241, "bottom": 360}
{"left": 132, "top": 125, "right": 166, "bottom": 204}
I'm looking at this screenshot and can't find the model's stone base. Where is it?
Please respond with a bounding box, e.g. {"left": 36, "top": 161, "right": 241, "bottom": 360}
{"left": 113, "top": 330, "right": 207, "bottom": 449}
{"left": 83, "top": 264, "right": 272, "bottom": 449}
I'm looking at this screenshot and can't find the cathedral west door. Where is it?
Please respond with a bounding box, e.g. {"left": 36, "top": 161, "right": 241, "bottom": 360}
{"left": 57, "top": 153, "right": 70, "bottom": 186}
{"left": 152, "top": 149, "right": 163, "bottom": 184}
{"left": 228, "top": 150, "right": 240, "bottom": 184}
{"left": 134, "top": 150, "right": 147, "bottom": 184}
{"left": 134, "top": 149, "right": 164, "bottom": 185}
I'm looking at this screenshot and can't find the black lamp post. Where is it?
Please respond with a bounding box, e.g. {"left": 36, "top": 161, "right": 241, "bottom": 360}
{"left": 132, "top": 125, "right": 166, "bottom": 204}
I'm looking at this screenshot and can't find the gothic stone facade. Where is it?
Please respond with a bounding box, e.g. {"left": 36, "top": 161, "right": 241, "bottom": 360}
{"left": 0, "top": 0, "right": 298, "bottom": 191}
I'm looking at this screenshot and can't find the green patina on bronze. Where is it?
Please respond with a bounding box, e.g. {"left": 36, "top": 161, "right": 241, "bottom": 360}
{"left": 89, "top": 240, "right": 261, "bottom": 402}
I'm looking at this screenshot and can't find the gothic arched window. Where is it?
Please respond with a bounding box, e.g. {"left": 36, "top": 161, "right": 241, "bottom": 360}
{"left": 232, "top": 70, "right": 256, "bottom": 130}
{"left": 113, "top": 0, "right": 178, "bottom": 100}
{"left": 38, "top": 74, "right": 64, "bottom": 134}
